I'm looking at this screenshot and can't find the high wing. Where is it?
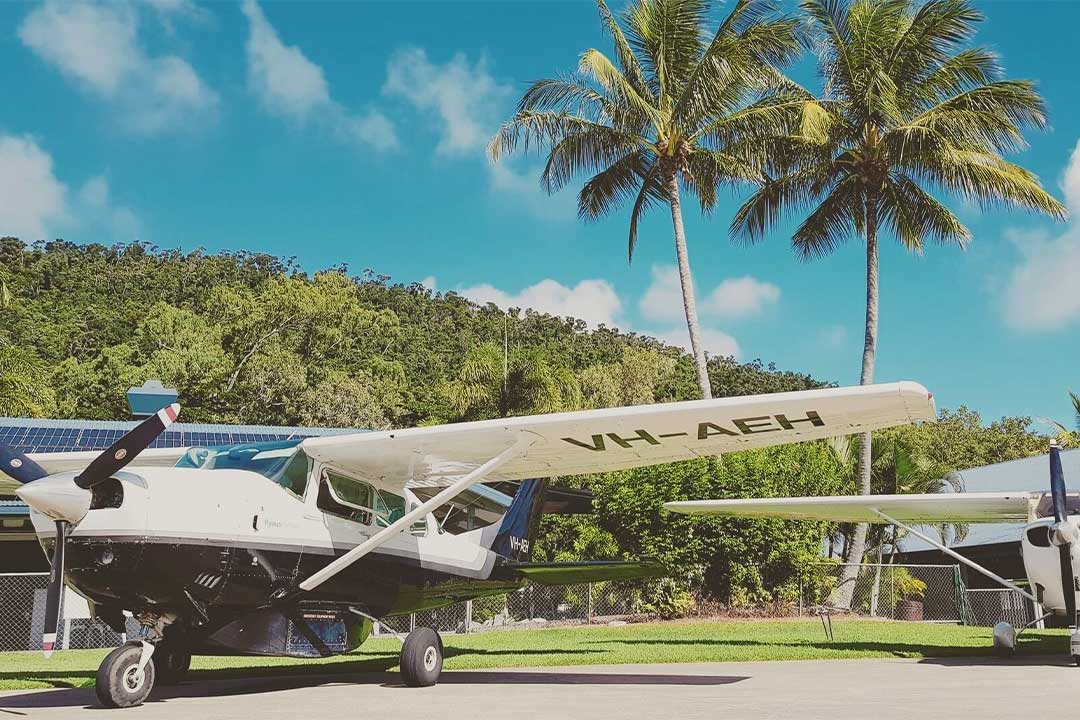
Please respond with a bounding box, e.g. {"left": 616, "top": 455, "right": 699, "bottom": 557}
{"left": 664, "top": 492, "right": 1049, "bottom": 524}
{"left": 302, "top": 381, "right": 935, "bottom": 491}
{"left": 297, "top": 380, "right": 934, "bottom": 591}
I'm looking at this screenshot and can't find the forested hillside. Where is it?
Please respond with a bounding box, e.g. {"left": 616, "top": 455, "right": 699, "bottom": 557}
{"left": 0, "top": 238, "right": 1051, "bottom": 609}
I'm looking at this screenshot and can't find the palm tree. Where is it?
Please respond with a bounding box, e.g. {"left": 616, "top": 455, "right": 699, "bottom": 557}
{"left": 489, "top": 0, "right": 803, "bottom": 399}
{"left": 732, "top": 0, "right": 1066, "bottom": 606}
{"left": 444, "top": 342, "right": 582, "bottom": 420}
{"left": 0, "top": 340, "right": 55, "bottom": 417}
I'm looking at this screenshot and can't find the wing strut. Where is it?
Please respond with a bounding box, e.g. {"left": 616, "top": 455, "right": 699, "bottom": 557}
{"left": 298, "top": 434, "right": 537, "bottom": 592}
{"left": 871, "top": 509, "right": 1037, "bottom": 603}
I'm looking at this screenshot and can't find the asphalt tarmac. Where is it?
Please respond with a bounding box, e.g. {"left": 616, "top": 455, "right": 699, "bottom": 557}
{"left": 0, "top": 656, "right": 1071, "bottom": 719}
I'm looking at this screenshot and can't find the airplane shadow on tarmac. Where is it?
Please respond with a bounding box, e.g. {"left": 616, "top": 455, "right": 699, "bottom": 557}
{"left": 0, "top": 653, "right": 747, "bottom": 712}
{"left": 582, "top": 637, "right": 1070, "bottom": 661}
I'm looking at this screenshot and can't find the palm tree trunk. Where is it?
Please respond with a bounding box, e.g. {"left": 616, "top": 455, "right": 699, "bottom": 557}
{"left": 833, "top": 203, "right": 879, "bottom": 610}
{"left": 665, "top": 171, "right": 713, "bottom": 400}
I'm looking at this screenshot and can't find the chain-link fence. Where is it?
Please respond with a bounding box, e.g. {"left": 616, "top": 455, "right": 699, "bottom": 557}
{"left": 964, "top": 588, "right": 1040, "bottom": 628}
{"left": 0, "top": 566, "right": 1043, "bottom": 649}
{"left": 375, "top": 581, "right": 645, "bottom": 636}
{"left": 797, "top": 563, "right": 1040, "bottom": 627}
{"left": 0, "top": 573, "right": 140, "bottom": 651}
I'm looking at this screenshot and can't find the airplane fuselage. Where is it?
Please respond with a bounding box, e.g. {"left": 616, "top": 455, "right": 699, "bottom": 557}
{"left": 28, "top": 467, "right": 524, "bottom": 657}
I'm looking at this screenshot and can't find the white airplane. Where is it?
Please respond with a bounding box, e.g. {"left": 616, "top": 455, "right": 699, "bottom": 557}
{"left": 666, "top": 440, "right": 1080, "bottom": 661}
{"left": 3, "top": 381, "right": 934, "bottom": 708}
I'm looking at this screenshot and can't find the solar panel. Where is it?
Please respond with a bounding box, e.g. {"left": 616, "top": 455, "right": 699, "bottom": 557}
{"left": 0, "top": 420, "right": 357, "bottom": 455}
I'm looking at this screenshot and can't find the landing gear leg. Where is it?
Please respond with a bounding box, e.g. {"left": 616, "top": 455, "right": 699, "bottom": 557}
{"left": 95, "top": 641, "right": 156, "bottom": 708}
{"left": 400, "top": 627, "right": 443, "bottom": 687}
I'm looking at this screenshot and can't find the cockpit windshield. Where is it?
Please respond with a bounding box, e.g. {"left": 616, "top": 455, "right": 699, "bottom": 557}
{"left": 175, "top": 439, "right": 310, "bottom": 497}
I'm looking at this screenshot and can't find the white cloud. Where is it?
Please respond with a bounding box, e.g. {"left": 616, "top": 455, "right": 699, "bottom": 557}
{"left": 1001, "top": 139, "right": 1080, "bottom": 331}
{"left": 77, "top": 176, "right": 139, "bottom": 239}
{"left": 815, "top": 325, "right": 849, "bottom": 352}
{"left": 640, "top": 265, "right": 780, "bottom": 324}
{"left": 487, "top": 161, "right": 576, "bottom": 221}
{"left": 0, "top": 135, "right": 69, "bottom": 241}
{"left": 419, "top": 276, "right": 437, "bottom": 291}
{"left": 459, "top": 278, "right": 623, "bottom": 328}
{"left": 652, "top": 325, "right": 740, "bottom": 359}
{"left": 638, "top": 265, "right": 777, "bottom": 358}
{"left": 703, "top": 276, "right": 781, "bottom": 318}
{"left": 241, "top": 0, "right": 396, "bottom": 151}
{"left": 639, "top": 265, "right": 686, "bottom": 324}
{"left": 382, "top": 45, "right": 573, "bottom": 219}
{"left": 18, "top": 0, "right": 217, "bottom": 135}
{"left": 0, "top": 136, "right": 138, "bottom": 243}
{"left": 384, "top": 47, "right": 510, "bottom": 156}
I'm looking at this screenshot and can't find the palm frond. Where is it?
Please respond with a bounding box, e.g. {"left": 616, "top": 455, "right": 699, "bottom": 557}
{"left": 879, "top": 172, "right": 971, "bottom": 252}
{"left": 791, "top": 174, "right": 864, "bottom": 259}
{"left": 628, "top": 164, "right": 666, "bottom": 261}
{"left": 578, "top": 151, "right": 652, "bottom": 220}
{"left": 594, "top": 0, "right": 655, "bottom": 100}
{"left": 626, "top": 0, "right": 710, "bottom": 103}
{"left": 730, "top": 162, "right": 837, "bottom": 245}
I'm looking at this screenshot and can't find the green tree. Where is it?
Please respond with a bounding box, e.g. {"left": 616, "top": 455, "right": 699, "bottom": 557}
{"left": 580, "top": 346, "right": 677, "bottom": 408}
{"left": 0, "top": 341, "right": 55, "bottom": 417}
{"left": 490, "top": 0, "right": 803, "bottom": 400}
{"left": 731, "top": 0, "right": 1065, "bottom": 606}
{"left": 444, "top": 343, "right": 582, "bottom": 420}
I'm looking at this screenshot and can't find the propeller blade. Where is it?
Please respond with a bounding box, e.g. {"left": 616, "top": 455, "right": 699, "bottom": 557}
{"left": 1051, "top": 440, "right": 1068, "bottom": 524}
{"left": 74, "top": 403, "right": 179, "bottom": 489}
{"left": 0, "top": 445, "right": 48, "bottom": 485}
{"left": 42, "top": 520, "right": 66, "bottom": 658}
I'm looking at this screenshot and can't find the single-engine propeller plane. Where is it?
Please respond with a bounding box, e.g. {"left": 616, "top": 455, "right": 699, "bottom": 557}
{"left": 4, "top": 381, "right": 934, "bottom": 707}
{"left": 666, "top": 439, "right": 1080, "bottom": 662}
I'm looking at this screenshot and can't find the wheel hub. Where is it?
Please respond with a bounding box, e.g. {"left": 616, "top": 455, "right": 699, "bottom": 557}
{"left": 123, "top": 664, "right": 145, "bottom": 693}
{"left": 423, "top": 645, "right": 438, "bottom": 672}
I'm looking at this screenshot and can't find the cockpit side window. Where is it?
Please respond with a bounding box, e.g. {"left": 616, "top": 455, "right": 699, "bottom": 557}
{"left": 318, "top": 469, "right": 377, "bottom": 525}
{"left": 275, "top": 450, "right": 311, "bottom": 499}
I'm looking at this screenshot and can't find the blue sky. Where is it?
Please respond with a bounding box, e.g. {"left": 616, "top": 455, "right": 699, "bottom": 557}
{"left": 1, "top": 0, "right": 1079, "bottom": 427}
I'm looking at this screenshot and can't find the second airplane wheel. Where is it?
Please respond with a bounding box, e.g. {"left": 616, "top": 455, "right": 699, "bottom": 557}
{"left": 153, "top": 643, "right": 191, "bottom": 686}
{"left": 400, "top": 627, "right": 443, "bottom": 687}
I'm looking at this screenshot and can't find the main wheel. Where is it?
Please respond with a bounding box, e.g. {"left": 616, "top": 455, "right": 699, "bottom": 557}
{"left": 400, "top": 627, "right": 443, "bottom": 687}
{"left": 95, "top": 643, "right": 156, "bottom": 708}
{"left": 153, "top": 643, "right": 191, "bottom": 686}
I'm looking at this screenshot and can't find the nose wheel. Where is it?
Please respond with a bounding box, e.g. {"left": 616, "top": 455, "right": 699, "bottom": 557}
{"left": 95, "top": 642, "right": 157, "bottom": 708}
{"left": 399, "top": 627, "right": 443, "bottom": 687}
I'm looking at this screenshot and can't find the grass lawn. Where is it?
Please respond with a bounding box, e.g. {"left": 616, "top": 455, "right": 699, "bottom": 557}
{"left": 0, "top": 619, "right": 1066, "bottom": 691}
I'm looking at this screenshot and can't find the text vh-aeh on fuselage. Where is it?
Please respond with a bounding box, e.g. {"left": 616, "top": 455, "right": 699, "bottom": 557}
{"left": 24, "top": 440, "right": 526, "bottom": 657}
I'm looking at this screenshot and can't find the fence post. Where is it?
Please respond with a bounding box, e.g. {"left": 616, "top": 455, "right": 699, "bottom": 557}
{"left": 587, "top": 583, "right": 593, "bottom": 624}
{"left": 798, "top": 572, "right": 804, "bottom": 617}
{"left": 464, "top": 600, "right": 473, "bottom": 634}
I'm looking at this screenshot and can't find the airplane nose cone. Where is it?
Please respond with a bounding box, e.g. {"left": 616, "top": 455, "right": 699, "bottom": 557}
{"left": 16, "top": 476, "right": 91, "bottom": 524}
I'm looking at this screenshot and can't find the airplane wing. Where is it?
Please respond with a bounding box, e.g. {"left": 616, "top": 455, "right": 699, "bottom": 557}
{"left": 664, "top": 492, "right": 1046, "bottom": 524}
{"left": 302, "top": 381, "right": 935, "bottom": 490}
{"left": 297, "top": 380, "right": 934, "bottom": 592}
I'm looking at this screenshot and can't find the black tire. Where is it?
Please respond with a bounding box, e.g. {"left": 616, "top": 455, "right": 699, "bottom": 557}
{"left": 1073, "top": 655, "right": 1080, "bottom": 667}
{"left": 95, "top": 643, "right": 156, "bottom": 708}
{"left": 400, "top": 627, "right": 443, "bottom": 687}
{"left": 153, "top": 643, "right": 191, "bottom": 686}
